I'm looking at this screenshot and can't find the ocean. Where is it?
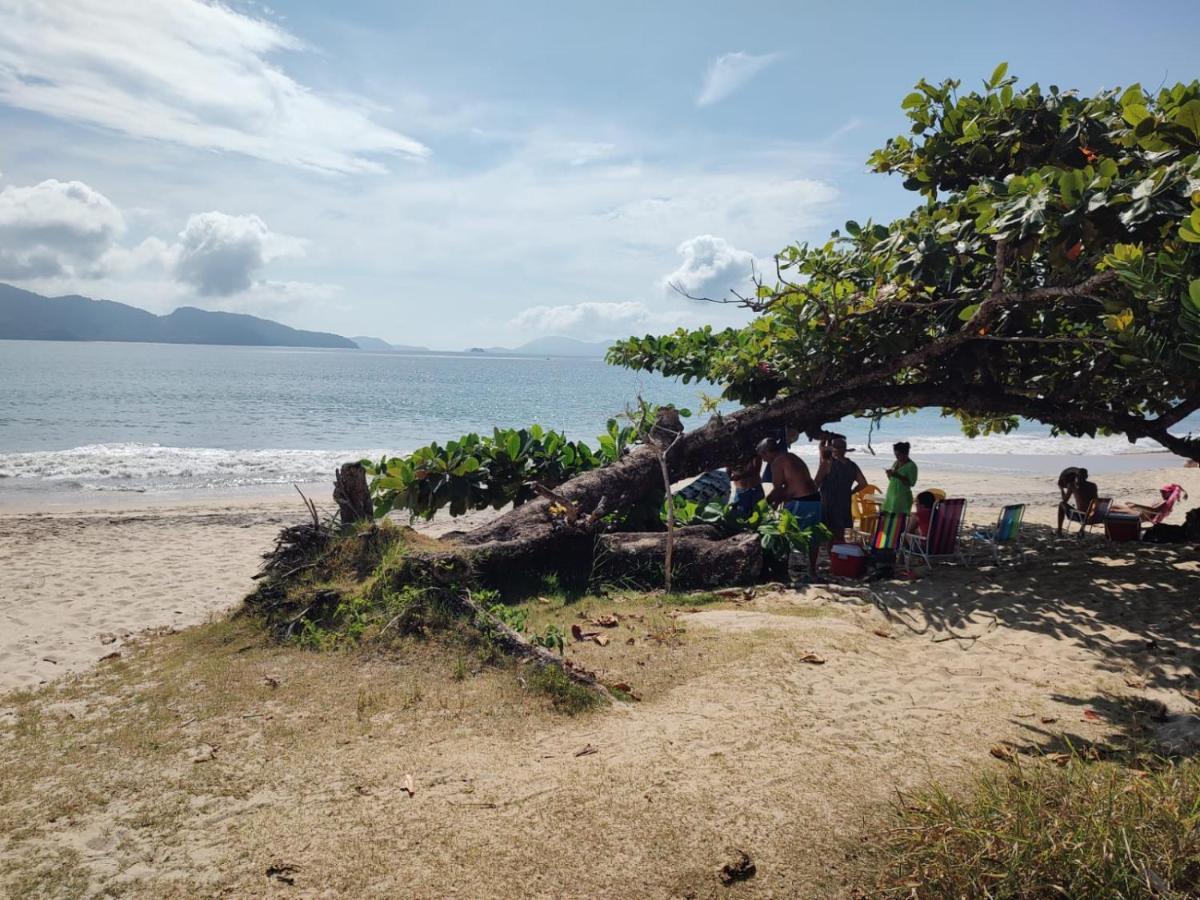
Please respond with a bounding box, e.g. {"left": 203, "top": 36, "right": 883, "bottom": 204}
{"left": 0, "top": 340, "right": 1193, "bottom": 498}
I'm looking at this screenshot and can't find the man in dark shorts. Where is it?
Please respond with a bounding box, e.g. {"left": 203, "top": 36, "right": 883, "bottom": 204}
{"left": 1057, "top": 467, "right": 1098, "bottom": 535}
{"left": 728, "top": 453, "right": 765, "bottom": 517}
{"left": 758, "top": 436, "right": 821, "bottom": 578}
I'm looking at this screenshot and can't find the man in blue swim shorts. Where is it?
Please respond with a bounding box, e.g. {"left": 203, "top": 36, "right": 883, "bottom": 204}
{"left": 757, "top": 436, "right": 822, "bottom": 579}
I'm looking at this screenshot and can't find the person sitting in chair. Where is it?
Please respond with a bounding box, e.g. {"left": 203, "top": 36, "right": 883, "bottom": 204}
{"left": 907, "top": 490, "right": 936, "bottom": 537}
{"left": 1057, "top": 467, "right": 1098, "bottom": 536}
{"left": 1111, "top": 484, "right": 1188, "bottom": 523}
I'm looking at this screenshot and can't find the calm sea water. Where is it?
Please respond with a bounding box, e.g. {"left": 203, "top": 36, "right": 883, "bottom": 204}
{"left": 0, "top": 340, "right": 1191, "bottom": 496}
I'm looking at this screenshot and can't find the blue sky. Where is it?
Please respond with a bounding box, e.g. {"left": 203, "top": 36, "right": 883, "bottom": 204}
{"left": 1, "top": 0, "right": 1197, "bottom": 348}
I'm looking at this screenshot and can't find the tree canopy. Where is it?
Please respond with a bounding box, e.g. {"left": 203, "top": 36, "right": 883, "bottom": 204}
{"left": 609, "top": 66, "right": 1200, "bottom": 459}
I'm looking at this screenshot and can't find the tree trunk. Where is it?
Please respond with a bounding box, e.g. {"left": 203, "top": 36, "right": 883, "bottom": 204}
{"left": 333, "top": 462, "right": 374, "bottom": 526}
{"left": 427, "top": 380, "right": 1200, "bottom": 585}
{"left": 595, "top": 529, "right": 762, "bottom": 589}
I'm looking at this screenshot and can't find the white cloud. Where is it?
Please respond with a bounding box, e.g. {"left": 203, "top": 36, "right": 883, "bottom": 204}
{"left": 696, "top": 51, "right": 782, "bottom": 107}
{"left": 0, "top": 0, "right": 428, "bottom": 174}
{"left": 661, "top": 234, "right": 755, "bottom": 298}
{"left": 0, "top": 179, "right": 124, "bottom": 279}
{"left": 172, "top": 212, "right": 304, "bottom": 297}
{"left": 511, "top": 301, "right": 660, "bottom": 338}
{"left": 601, "top": 176, "right": 837, "bottom": 244}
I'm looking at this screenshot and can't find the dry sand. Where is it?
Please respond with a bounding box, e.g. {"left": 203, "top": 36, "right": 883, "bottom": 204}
{"left": 0, "top": 462, "right": 1195, "bottom": 696}
{"left": 0, "top": 494, "right": 497, "bottom": 693}
{"left": 0, "top": 463, "right": 1198, "bottom": 896}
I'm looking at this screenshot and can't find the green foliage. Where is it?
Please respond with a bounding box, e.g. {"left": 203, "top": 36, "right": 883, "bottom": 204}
{"left": 756, "top": 506, "right": 831, "bottom": 560}
{"left": 364, "top": 419, "right": 641, "bottom": 520}
{"left": 529, "top": 624, "right": 566, "bottom": 655}
{"left": 608, "top": 69, "right": 1200, "bottom": 445}
{"left": 669, "top": 498, "right": 831, "bottom": 562}
{"left": 487, "top": 602, "right": 528, "bottom": 634}
{"left": 871, "top": 752, "right": 1200, "bottom": 898}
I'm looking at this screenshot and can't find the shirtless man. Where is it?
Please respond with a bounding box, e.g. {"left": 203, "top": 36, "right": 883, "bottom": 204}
{"left": 1057, "top": 467, "right": 1099, "bottom": 536}
{"left": 757, "top": 436, "right": 821, "bottom": 577}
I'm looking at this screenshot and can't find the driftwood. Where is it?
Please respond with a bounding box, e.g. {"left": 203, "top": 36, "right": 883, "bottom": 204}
{"left": 595, "top": 528, "right": 762, "bottom": 589}
{"left": 333, "top": 462, "right": 373, "bottom": 525}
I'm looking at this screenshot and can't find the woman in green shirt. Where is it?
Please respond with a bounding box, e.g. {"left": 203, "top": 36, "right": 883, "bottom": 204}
{"left": 882, "top": 442, "right": 918, "bottom": 513}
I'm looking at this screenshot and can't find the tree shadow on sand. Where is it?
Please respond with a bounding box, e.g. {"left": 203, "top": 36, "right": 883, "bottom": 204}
{"left": 868, "top": 522, "right": 1200, "bottom": 719}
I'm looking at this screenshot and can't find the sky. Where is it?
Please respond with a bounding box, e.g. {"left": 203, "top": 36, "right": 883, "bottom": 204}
{"left": 1, "top": 1, "right": 1198, "bottom": 350}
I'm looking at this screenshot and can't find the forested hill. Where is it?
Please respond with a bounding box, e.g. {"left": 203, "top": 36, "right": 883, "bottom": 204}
{"left": 0, "top": 283, "right": 357, "bottom": 349}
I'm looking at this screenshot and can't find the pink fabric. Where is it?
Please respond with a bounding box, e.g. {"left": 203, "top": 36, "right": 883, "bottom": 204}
{"left": 1151, "top": 484, "right": 1186, "bottom": 525}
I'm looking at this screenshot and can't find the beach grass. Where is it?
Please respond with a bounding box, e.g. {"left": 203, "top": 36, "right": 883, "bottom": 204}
{"left": 862, "top": 751, "right": 1200, "bottom": 898}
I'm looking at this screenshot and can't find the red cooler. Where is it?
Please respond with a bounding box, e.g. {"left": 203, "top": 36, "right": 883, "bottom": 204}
{"left": 830, "top": 543, "right": 867, "bottom": 578}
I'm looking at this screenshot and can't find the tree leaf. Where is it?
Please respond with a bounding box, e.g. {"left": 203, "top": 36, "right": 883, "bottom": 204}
{"left": 1122, "top": 104, "right": 1151, "bottom": 128}
{"left": 958, "top": 303, "right": 980, "bottom": 321}
{"left": 987, "top": 62, "right": 1008, "bottom": 90}
{"left": 1172, "top": 99, "right": 1200, "bottom": 141}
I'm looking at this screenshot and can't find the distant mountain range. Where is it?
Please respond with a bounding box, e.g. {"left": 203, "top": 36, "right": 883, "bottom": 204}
{"left": 0, "top": 283, "right": 620, "bottom": 356}
{"left": 0, "top": 283, "right": 356, "bottom": 349}
{"left": 348, "top": 335, "right": 431, "bottom": 353}
{"left": 474, "top": 336, "right": 612, "bottom": 357}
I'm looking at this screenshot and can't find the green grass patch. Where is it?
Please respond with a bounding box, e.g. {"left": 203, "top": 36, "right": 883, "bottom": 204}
{"left": 526, "top": 665, "right": 602, "bottom": 715}
{"left": 865, "top": 751, "right": 1200, "bottom": 898}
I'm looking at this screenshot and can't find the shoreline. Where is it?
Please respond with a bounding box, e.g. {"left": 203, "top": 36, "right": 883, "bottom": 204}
{"left": 0, "top": 447, "right": 1194, "bottom": 513}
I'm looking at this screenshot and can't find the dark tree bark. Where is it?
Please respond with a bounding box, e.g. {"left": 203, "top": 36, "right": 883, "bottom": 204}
{"left": 333, "top": 462, "right": 374, "bottom": 526}
{"left": 595, "top": 528, "right": 762, "bottom": 589}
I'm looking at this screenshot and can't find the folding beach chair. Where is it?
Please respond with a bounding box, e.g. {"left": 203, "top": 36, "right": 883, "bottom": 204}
{"left": 1077, "top": 497, "right": 1113, "bottom": 537}
{"left": 971, "top": 503, "right": 1025, "bottom": 564}
{"left": 862, "top": 511, "right": 908, "bottom": 577}
{"left": 1145, "top": 484, "right": 1187, "bottom": 527}
{"left": 901, "top": 498, "right": 967, "bottom": 569}
{"left": 865, "top": 510, "right": 908, "bottom": 553}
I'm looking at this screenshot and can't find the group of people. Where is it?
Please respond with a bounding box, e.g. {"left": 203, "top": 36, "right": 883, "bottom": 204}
{"left": 727, "top": 433, "right": 921, "bottom": 579}
{"left": 1057, "top": 466, "right": 1188, "bottom": 535}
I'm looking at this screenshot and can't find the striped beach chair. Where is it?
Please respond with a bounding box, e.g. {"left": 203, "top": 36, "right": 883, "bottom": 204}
{"left": 901, "top": 498, "right": 967, "bottom": 569}
{"left": 862, "top": 511, "right": 908, "bottom": 577}
{"left": 972, "top": 503, "right": 1025, "bottom": 564}
{"left": 866, "top": 511, "right": 908, "bottom": 552}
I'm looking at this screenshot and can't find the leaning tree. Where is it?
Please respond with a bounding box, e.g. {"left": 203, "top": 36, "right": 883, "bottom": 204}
{"left": 350, "top": 67, "right": 1200, "bottom": 585}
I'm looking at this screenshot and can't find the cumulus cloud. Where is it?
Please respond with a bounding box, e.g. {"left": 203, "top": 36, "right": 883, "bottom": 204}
{"left": 0, "top": 179, "right": 125, "bottom": 279}
{"left": 0, "top": 0, "right": 428, "bottom": 174}
{"left": 661, "top": 234, "right": 755, "bottom": 298}
{"left": 696, "top": 51, "right": 782, "bottom": 107}
{"left": 171, "top": 212, "right": 303, "bottom": 297}
{"left": 511, "top": 301, "right": 659, "bottom": 338}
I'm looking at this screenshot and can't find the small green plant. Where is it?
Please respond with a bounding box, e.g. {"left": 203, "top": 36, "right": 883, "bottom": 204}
{"left": 487, "top": 602, "right": 528, "bottom": 634}
{"left": 530, "top": 624, "right": 565, "bottom": 654}
{"left": 451, "top": 656, "right": 468, "bottom": 681}
{"left": 527, "top": 665, "right": 599, "bottom": 714}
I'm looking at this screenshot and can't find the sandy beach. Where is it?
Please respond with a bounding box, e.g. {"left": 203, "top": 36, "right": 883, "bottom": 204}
{"left": 2, "top": 461, "right": 1196, "bottom": 695}
{"left": 1, "top": 460, "right": 1197, "bottom": 896}
{"left": 0, "top": 489, "right": 501, "bottom": 694}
